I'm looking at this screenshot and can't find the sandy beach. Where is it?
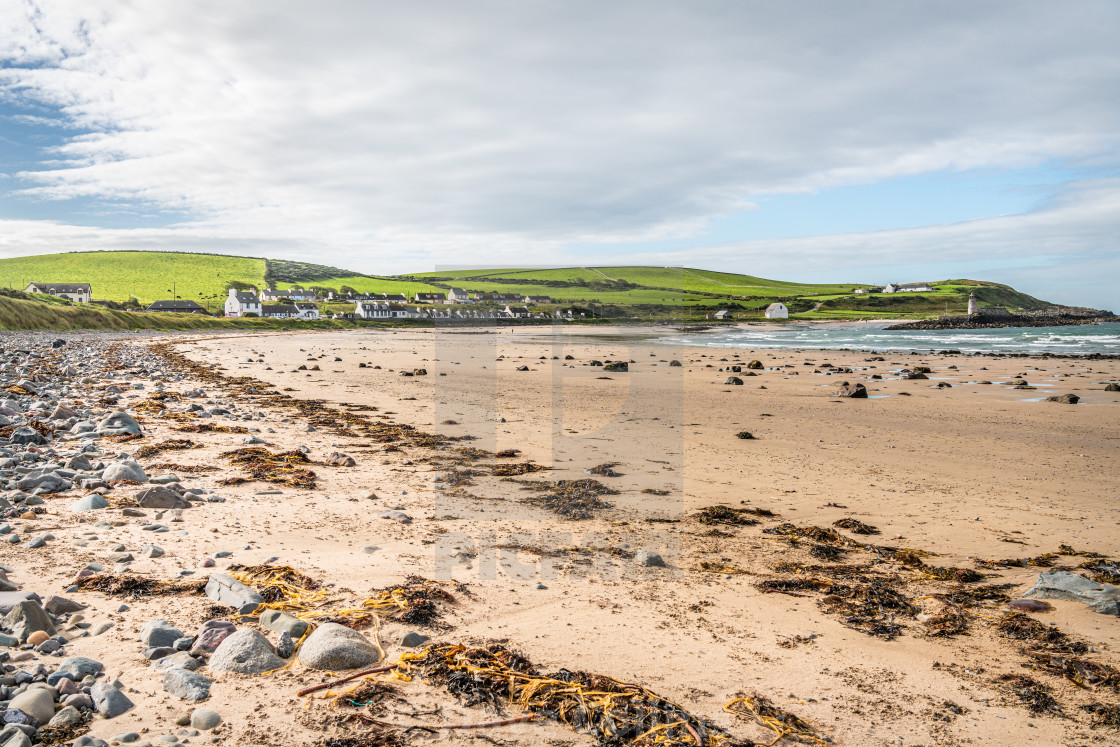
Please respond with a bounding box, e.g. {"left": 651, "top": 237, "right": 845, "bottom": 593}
{"left": 2, "top": 325, "right": 1118, "bottom": 747}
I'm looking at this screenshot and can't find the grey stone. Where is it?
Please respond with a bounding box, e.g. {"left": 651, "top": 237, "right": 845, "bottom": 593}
{"left": 59, "top": 656, "right": 103, "bottom": 677}
{"left": 190, "top": 708, "right": 221, "bottom": 730}
{"left": 259, "top": 610, "right": 308, "bottom": 638}
{"left": 142, "top": 544, "right": 165, "bottom": 558}
{"left": 6, "top": 688, "right": 53, "bottom": 725}
{"left": 207, "top": 629, "right": 284, "bottom": 674}
{"left": 95, "top": 411, "right": 142, "bottom": 436}
{"left": 1, "top": 601, "right": 55, "bottom": 642}
{"left": 91, "top": 682, "right": 134, "bottom": 718}
{"left": 204, "top": 574, "right": 264, "bottom": 614}
{"left": 134, "top": 485, "right": 189, "bottom": 510}
{"left": 275, "top": 631, "right": 295, "bottom": 659}
{"left": 70, "top": 494, "right": 109, "bottom": 512}
{"left": 47, "top": 705, "right": 82, "bottom": 728}
{"left": 162, "top": 668, "right": 212, "bottom": 702}
{"left": 102, "top": 460, "right": 147, "bottom": 483}
{"left": 0, "top": 726, "right": 32, "bottom": 747}
{"left": 378, "top": 510, "right": 411, "bottom": 524}
{"left": 156, "top": 652, "right": 202, "bottom": 671}
{"left": 836, "top": 382, "right": 868, "bottom": 398}
{"left": 399, "top": 631, "right": 430, "bottom": 648}
{"left": 141, "top": 620, "right": 185, "bottom": 648}
{"left": 298, "top": 622, "right": 381, "bottom": 670}
{"left": 1046, "top": 393, "right": 1080, "bottom": 404}
{"left": 635, "top": 550, "right": 666, "bottom": 567}
{"left": 1025, "top": 571, "right": 1120, "bottom": 615}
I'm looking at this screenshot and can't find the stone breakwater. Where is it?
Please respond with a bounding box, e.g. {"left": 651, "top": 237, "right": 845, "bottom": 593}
{"left": 887, "top": 307, "right": 1117, "bottom": 331}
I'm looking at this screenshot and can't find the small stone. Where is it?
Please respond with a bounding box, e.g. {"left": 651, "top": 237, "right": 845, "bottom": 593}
{"left": 275, "top": 631, "right": 295, "bottom": 659}
{"left": 163, "top": 668, "right": 212, "bottom": 702}
{"left": 399, "top": 631, "right": 430, "bottom": 648}
{"left": 635, "top": 550, "right": 666, "bottom": 567}
{"left": 26, "top": 630, "right": 49, "bottom": 646}
{"left": 91, "top": 681, "right": 135, "bottom": 718}
{"left": 190, "top": 708, "right": 221, "bottom": 730}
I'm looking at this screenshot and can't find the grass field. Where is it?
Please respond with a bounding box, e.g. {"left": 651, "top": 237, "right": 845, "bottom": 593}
{"left": 0, "top": 251, "right": 266, "bottom": 308}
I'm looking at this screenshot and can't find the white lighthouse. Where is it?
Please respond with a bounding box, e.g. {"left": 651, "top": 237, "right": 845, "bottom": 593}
{"left": 967, "top": 292, "right": 978, "bottom": 315}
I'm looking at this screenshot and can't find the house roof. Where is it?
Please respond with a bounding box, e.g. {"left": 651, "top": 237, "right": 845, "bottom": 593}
{"left": 294, "top": 302, "right": 318, "bottom": 310}
{"left": 262, "top": 304, "right": 298, "bottom": 314}
{"left": 28, "top": 282, "right": 90, "bottom": 293}
{"left": 765, "top": 303, "right": 786, "bottom": 311}
{"left": 147, "top": 300, "right": 205, "bottom": 312}
{"left": 231, "top": 290, "right": 259, "bottom": 303}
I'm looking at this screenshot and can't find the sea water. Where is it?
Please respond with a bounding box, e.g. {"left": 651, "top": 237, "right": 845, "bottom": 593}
{"left": 658, "top": 321, "right": 1120, "bottom": 355}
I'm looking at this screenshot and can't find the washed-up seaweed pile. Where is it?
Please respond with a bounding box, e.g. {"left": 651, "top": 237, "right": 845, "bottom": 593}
{"left": 393, "top": 643, "right": 758, "bottom": 746}
{"left": 511, "top": 477, "right": 618, "bottom": 520}
{"left": 725, "top": 694, "right": 828, "bottom": 746}
{"left": 73, "top": 573, "right": 207, "bottom": 598}
{"left": 134, "top": 438, "right": 199, "bottom": 459}
{"left": 489, "top": 461, "right": 548, "bottom": 477}
{"left": 228, "top": 564, "right": 329, "bottom": 611}
{"left": 147, "top": 462, "right": 220, "bottom": 474}
{"left": 763, "top": 523, "right": 846, "bottom": 545}
{"left": 696, "top": 506, "right": 776, "bottom": 527}
{"left": 586, "top": 462, "right": 622, "bottom": 477}
{"left": 439, "top": 468, "right": 480, "bottom": 488}
{"left": 972, "top": 553, "right": 1060, "bottom": 569}
{"left": 174, "top": 422, "right": 250, "bottom": 435}
{"left": 997, "top": 675, "right": 1063, "bottom": 716}
{"left": 221, "top": 447, "right": 319, "bottom": 489}
{"left": 832, "top": 518, "right": 880, "bottom": 535}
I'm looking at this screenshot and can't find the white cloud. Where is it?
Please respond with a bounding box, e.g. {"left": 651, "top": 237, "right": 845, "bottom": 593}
{"left": 0, "top": 0, "right": 1117, "bottom": 307}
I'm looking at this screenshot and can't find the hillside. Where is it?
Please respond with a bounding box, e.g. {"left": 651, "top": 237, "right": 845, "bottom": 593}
{"left": 0, "top": 250, "right": 1061, "bottom": 319}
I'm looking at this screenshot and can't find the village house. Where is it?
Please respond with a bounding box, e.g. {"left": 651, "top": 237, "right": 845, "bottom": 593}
{"left": 378, "top": 293, "right": 408, "bottom": 303}
{"left": 146, "top": 300, "right": 207, "bottom": 314}
{"left": 712, "top": 309, "right": 732, "bottom": 320}
{"left": 23, "top": 282, "right": 92, "bottom": 303}
{"left": 446, "top": 288, "right": 472, "bottom": 304}
{"left": 294, "top": 302, "right": 320, "bottom": 320}
{"left": 261, "top": 288, "right": 318, "bottom": 302}
{"left": 224, "top": 288, "right": 261, "bottom": 317}
{"left": 355, "top": 301, "right": 416, "bottom": 319}
{"left": 261, "top": 304, "right": 299, "bottom": 319}
{"left": 414, "top": 292, "right": 447, "bottom": 303}
{"left": 523, "top": 295, "right": 552, "bottom": 304}
{"left": 764, "top": 302, "right": 789, "bottom": 319}
{"left": 474, "top": 292, "right": 522, "bottom": 304}
{"left": 504, "top": 305, "right": 531, "bottom": 318}
{"left": 883, "top": 282, "right": 933, "bottom": 293}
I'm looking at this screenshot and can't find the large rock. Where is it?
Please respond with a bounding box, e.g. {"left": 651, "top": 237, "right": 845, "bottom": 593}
{"left": 6, "top": 688, "right": 54, "bottom": 725}
{"left": 71, "top": 494, "right": 110, "bottom": 512}
{"left": 103, "top": 461, "right": 147, "bottom": 484}
{"left": 49, "top": 404, "right": 79, "bottom": 421}
{"left": 15, "top": 472, "right": 71, "bottom": 494}
{"left": 836, "top": 382, "right": 868, "bottom": 398}
{"left": 134, "top": 485, "right": 189, "bottom": 509}
{"left": 8, "top": 427, "right": 46, "bottom": 446}
{"left": 163, "top": 668, "right": 212, "bottom": 702}
{"left": 1046, "top": 393, "right": 1080, "bottom": 404}
{"left": 1024, "top": 571, "right": 1120, "bottom": 615}
{"left": 96, "top": 411, "right": 142, "bottom": 436}
{"left": 205, "top": 574, "right": 264, "bottom": 614}
{"left": 1, "top": 600, "right": 56, "bottom": 642}
{"left": 207, "top": 629, "right": 284, "bottom": 674}
{"left": 59, "top": 656, "right": 103, "bottom": 677}
{"left": 91, "top": 682, "right": 134, "bottom": 718}
{"left": 190, "top": 620, "right": 237, "bottom": 655}
{"left": 298, "top": 622, "right": 381, "bottom": 671}
{"left": 140, "top": 620, "right": 184, "bottom": 648}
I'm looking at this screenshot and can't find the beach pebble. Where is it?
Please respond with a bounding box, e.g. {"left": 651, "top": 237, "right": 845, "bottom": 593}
{"left": 191, "top": 707, "right": 222, "bottom": 730}
{"left": 298, "top": 623, "right": 381, "bottom": 670}
{"left": 635, "top": 551, "right": 666, "bottom": 567}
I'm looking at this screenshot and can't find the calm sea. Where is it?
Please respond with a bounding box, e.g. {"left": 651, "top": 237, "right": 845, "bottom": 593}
{"left": 658, "top": 321, "right": 1120, "bottom": 355}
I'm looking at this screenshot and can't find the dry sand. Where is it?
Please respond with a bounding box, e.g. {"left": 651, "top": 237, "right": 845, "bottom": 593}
{"left": 12, "top": 325, "right": 1120, "bottom": 746}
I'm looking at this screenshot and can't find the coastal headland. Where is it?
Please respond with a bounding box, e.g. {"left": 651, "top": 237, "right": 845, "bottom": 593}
{"left": 0, "top": 326, "right": 1117, "bottom": 746}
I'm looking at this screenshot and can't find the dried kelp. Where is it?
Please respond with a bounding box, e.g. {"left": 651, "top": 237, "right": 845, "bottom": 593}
{"left": 726, "top": 693, "right": 827, "bottom": 746}
{"left": 763, "top": 523, "right": 844, "bottom": 544}
{"left": 996, "top": 613, "right": 1088, "bottom": 654}
{"left": 586, "top": 462, "right": 622, "bottom": 477}
{"left": 73, "top": 573, "right": 207, "bottom": 598}
{"left": 134, "top": 438, "right": 199, "bottom": 459}
{"left": 222, "top": 447, "right": 319, "bottom": 489}
{"left": 832, "top": 518, "right": 880, "bottom": 535}
{"left": 514, "top": 478, "right": 618, "bottom": 520}
{"left": 393, "top": 643, "right": 757, "bottom": 746}
{"left": 696, "top": 506, "right": 775, "bottom": 526}
{"left": 997, "top": 675, "right": 1063, "bottom": 716}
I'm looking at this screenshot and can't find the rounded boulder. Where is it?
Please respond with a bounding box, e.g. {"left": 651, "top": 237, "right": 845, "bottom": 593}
{"left": 298, "top": 622, "right": 381, "bottom": 670}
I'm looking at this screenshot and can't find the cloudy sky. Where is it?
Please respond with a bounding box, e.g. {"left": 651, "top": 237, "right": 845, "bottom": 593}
{"left": 2, "top": 1, "right": 1118, "bottom": 309}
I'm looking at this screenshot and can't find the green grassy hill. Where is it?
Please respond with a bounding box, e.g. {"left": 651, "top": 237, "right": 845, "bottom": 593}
{"left": 0, "top": 251, "right": 1059, "bottom": 320}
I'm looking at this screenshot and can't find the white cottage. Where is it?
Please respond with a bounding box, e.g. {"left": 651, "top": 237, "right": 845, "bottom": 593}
{"left": 764, "top": 302, "right": 788, "bottom": 319}
{"left": 224, "top": 288, "right": 261, "bottom": 317}
{"left": 24, "top": 282, "right": 91, "bottom": 303}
